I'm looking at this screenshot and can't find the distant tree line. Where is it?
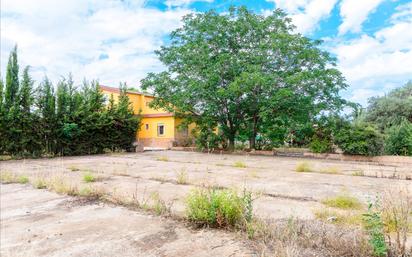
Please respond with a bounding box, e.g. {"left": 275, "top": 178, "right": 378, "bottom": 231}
{"left": 0, "top": 46, "right": 139, "bottom": 157}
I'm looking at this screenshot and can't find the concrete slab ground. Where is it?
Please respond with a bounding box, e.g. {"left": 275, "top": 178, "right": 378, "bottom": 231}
{"left": 0, "top": 184, "right": 253, "bottom": 257}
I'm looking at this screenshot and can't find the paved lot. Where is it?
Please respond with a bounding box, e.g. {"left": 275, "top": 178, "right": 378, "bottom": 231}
{"left": 1, "top": 151, "right": 411, "bottom": 256}
{"left": 0, "top": 184, "right": 252, "bottom": 257}
{"left": 1, "top": 151, "right": 411, "bottom": 219}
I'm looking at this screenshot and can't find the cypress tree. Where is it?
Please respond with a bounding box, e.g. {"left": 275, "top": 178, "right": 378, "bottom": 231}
{"left": 0, "top": 77, "right": 4, "bottom": 153}
{"left": 115, "top": 83, "right": 139, "bottom": 151}
{"left": 4, "top": 45, "right": 19, "bottom": 110}
{"left": 18, "top": 66, "right": 40, "bottom": 156}
{"left": 37, "top": 77, "right": 56, "bottom": 155}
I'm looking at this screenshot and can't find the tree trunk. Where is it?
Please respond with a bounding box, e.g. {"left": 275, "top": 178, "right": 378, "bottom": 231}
{"left": 249, "top": 114, "right": 258, "bottom": 150}
{"left": 228, "top": 135, "right": 235, "bottom": 151}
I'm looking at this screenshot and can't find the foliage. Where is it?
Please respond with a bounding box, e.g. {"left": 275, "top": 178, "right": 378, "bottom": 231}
{"left": 384, "top": 120, "right": 412, "bottom": 156}
{"left": 365, "top": 81, "right": 412, "bottom": 131}
{"left": 141, "top": 6, "right": 347, "bottom": 150}
{"left": 186, "top": 188, "right": 253, "bottom": 228}
{"left": 363, "top": 203, "right": 387, "bottom": 257}
{"left": 309, "top": 135, "right": 332, "bottom": 153}
{"left": 334, "top": 123, "right": 383, "bottom": 156}
{"left": 0, "top": 47, "right": 140, "bottom": 157}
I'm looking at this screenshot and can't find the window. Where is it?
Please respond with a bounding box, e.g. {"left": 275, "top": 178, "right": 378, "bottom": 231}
{"left": 145, "top": 98, "right": 152, "bottom": 107}
{"left": 157, "top": 124, "right": 165, "bottom": 137}
{"left": 145, "top": 124, "right": 149, "bottom": 130}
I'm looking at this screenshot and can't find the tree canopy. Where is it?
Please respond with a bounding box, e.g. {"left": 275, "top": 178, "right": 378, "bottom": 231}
{"left": 365, "top": 81, "right": 412, "bottom": 131}
{"left": 141, "top": 6, "right": 347, "bottom": 150}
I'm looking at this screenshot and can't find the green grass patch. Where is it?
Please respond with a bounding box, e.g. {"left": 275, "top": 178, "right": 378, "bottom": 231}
{"left": 186, "top": 188, "right": 252, "bottom": 228}
{"left": 295, "top": 162, "right": 312, "bottom": 172}
{"left": 321, "top": 194, "right": 363, "bottom": 210}
{"left": 82, "top": 172, "right": 96, "bottom": 183}
{"left": 233, "top": 161, "right": 247, "bottom": 168}
{"left": 17, "top": 175, "right": 29, "bottom": 184}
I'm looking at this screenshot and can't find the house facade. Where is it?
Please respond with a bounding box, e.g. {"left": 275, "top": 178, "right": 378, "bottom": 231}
{"left": 100, "top": 85, "right": 194, "bottom": 149}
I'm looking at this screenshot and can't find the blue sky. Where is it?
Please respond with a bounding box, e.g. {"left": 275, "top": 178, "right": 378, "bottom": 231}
{"left": 1, "top": 0, "right": 412, "bottom": 105}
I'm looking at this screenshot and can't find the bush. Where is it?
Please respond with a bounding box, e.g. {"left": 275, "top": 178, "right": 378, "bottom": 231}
{"left": 384, "top": 121, "right": 412, "bottom": 156}
{"left": 334, "top": 123, "right": 383, "bottom": 156}
{"left": 83, "top": 172, "right": 95, "bottom": 183}
{"left": 309, "top": 135, "right": 332, "bottom": 153}
{"left": 363, "top": 203, "right": 387, "bottom": 256}
{"left": 186, "top": 188, "right": 252, "bottom": 228}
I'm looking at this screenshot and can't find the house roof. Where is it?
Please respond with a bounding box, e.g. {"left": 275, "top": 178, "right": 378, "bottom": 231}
{"left": 99, "top": 85, "right": 153, "bottom": 97}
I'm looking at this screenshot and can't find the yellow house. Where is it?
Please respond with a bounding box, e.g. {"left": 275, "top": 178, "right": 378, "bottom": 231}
{"left": 100, "top": 85, "right": 194, "bottom": 149}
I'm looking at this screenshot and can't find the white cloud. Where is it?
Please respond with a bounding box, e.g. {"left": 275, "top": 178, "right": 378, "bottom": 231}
{"left": 165, "top": 0, "right": 213, "bottom": 8}
{"left": 1, "top": 0, "right": 190, "bottom": 86}
{"left": 330, "top": 1, "right": 412, "bottom": 105}
{"left": 338, "top": 0, "right": 384, "bottom": 35}
{"left": 268, "top": 0, "right": 338, "bottom": 34}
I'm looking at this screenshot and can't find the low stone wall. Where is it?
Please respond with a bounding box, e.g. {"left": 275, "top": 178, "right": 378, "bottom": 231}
{"left": 171, "top": 147, "right": 412, "bottom": 165}
{"left": 303, "top": 152, "right": 412, "bottom": 165}
{"left": 139, "top": 138, "right": 174, "bottom": 149}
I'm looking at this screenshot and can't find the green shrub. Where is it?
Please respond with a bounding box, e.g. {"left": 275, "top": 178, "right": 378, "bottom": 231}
{"left": 309, "top": 135, "right": 332, "bottom": 153}
{"left": 363, "top": 203, "right": 387, "bottom": 256}
{"left": 186, "top": 188, "right": 253, "bottom": 228}
{"left": 83, "top": 172, "right": 95, "bottom": 183}
{"left": 384, "top": 121, "right": 412, "bottom": 156}
{"left": 334, "top": 123, "right": 383, "bottom": 156}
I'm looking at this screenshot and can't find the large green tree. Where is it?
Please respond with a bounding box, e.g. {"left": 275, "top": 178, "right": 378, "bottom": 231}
{"left": 365, "top": 81, "right": 412, "bottom": 131}
{"left": 141, "top": 6, "right": 346, "bottom": 150}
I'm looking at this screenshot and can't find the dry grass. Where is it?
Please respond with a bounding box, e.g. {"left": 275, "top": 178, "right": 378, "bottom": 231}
{"left": 156, "top": 156, "right": 169, "bottom": 162}
{"left": 33, "top": 177, "right": 47, "bottom": 189}
{"left": 380, "top": 187, "right": 412, "bottom": 256}
{"left": 248, "top": 170, "right": 259, "bottom": 179}
{"left": 295, "top": 162, "right": 312, "bottom": 172}
{"left": 352, "top": 170, "right": 365, "bottom": 176}
{"left": 248, "top": 218, "right": 372, "bottom": 257}
{"left": 233, "top": 161, "right": 247, "bottom": 168}
{"left": 0, "top": 155, "right": 12, "bottom": 161}
{"left": 176, "top": 169, "right": 188, "bottom": 185}
{"left": 313, "top": 208, "right": 363, "bottom": 227}
{"left": 321, "top": 194, "right": 363, "bottom": 210}
{"left": 46, "top": 177, "right": 79, "bottom": 196}
{"left": 68, "top": 166, "right": 80, "bottom": 172}
{"left": 0, "top": 171, "right": 17, "bottom": 183}
{"left": 319, "top": 166, "right": 342, "bottom": 175}
{"left": 0, "top": 172, "right": 29, "bottom": 184}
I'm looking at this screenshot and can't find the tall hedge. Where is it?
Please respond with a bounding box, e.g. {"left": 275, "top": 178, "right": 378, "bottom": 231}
{"left": 0, "top": 47, "right": 140, "bottom": 157}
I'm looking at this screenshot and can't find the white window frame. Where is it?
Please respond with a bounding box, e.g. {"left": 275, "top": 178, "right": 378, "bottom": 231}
{"left": 157, "top": 123, "right": 165, "bottom": 137}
